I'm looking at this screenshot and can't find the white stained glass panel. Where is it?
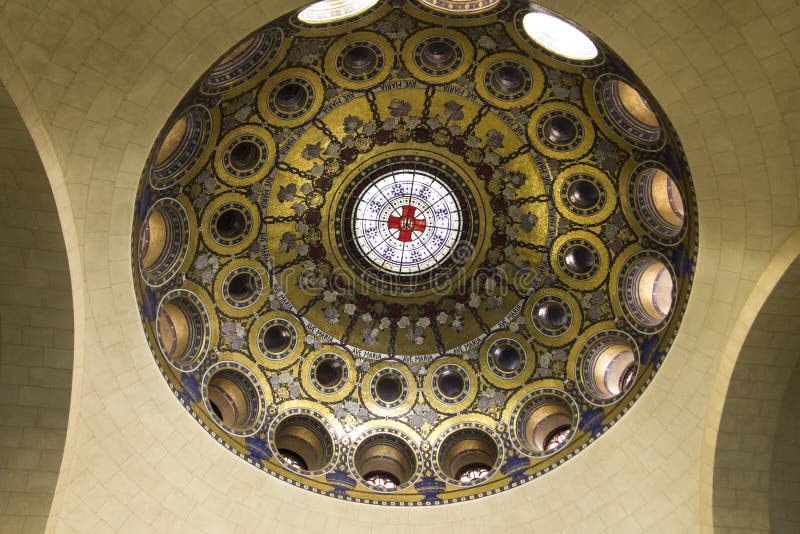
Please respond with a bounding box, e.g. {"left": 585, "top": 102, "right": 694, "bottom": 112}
{"left": 352, "top": 170, "right": 462, "bottom": 275}
{"left": 522, "top": 12, "right": 598, "bottom": 61}
{"left": 298, "top": 0, "right": 380, "bottom": 23}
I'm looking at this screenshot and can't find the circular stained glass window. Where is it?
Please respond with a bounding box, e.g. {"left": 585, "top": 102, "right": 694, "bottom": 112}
{"left": 350, "top": 168, "right": 463, "bottom": 276}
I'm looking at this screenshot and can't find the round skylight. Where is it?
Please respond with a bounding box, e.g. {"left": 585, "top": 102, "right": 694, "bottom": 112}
{"left": 522, "top": 12, "right": 598, "bottom": 60}
{"left": 351, "top": 169, "right": 462, "bottom": 276}
{"left": 297, "top": 0, "right": 379, "bottom": 23}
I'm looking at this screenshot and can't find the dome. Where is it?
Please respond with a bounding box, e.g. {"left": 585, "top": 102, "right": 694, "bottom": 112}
{"left": 132, "top": 0, "right": 696, "bottom": 505}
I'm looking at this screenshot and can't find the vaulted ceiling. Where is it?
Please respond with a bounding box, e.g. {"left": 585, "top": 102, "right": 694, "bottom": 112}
{"left": 0, "top": 0, "right": 799, "bottom": 532}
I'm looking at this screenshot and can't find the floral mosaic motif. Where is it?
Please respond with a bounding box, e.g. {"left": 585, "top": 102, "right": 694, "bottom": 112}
{"left": 269, "top": 371, "right": 302, "bottom": 400}
{"left": 193, "top": 253, "right": 219, "bottom": 285}
{"left": 406, "top": 404, "right": 439, "bottom": 431}
{"left": 221, "top": 320, "right": 246, "bottom": 350}
{"left": 537, "top": 349, "right": 568, "bottom": 379}
{"left": 269, "top": 95, "right": 553, "bottom": 344}
{"left": 333, "top": 399, "right": 371, "bottom": 426}
{"left": 477, "top": 387, "right": 506, "bottom": 415}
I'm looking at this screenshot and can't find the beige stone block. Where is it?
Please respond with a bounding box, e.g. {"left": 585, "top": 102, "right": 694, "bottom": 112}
{"left": 28, "top": 367, "right": 70, "bottom": 389}
{"left": 741, "top": 17, "right": 786, "bottom": 60}
{"left": 85, "top": 180, "right": 114, "bottom": 216}
{"left": 72, "top": 120, "right": 109, "bottom": 159}
{"left": 102, "top": 118, "right": 136, "bottom": 151}
{"left": 86, "top": 85, "right": 125, "bottom": 127}
{"left": 31, "top": 78, "right": 66, "bottom": 115}
{"left": 51, "top": 103, "right": 85, "bottom": 134}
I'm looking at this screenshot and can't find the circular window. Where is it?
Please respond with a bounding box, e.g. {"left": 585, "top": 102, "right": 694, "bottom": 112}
{"left": 375, "top": 373, "right": 403, "bottom": 403}
{"left": 521, "top": 12, "right": 598, "bottom": 61}
{"left": 475, "top": 53, "right": 543, "bottom": 108}
{"left": 417, "top": 0, "right": 501, "bottom": 13}
{"left": 544, "top": 115, "right": 578, "bottom": 145}
{"left": 149, "top": 106, "right": 213, "bottom": 190}
{"left": 601, "top": 78, "right": 662, "bottom": 143}
{"left": 534, "top": 299, "right": 570, "bottom": 332}
{"left": 437, "top": 427, "right": 498, "bottom": 485}
{"left": 204, "top": 197, "right": 258, "bottom": 251}
{"left": 563, "top": 243, "right": 596, "bottom": 274}
{"left": 429, "top": 364, "right": 471, "bottom": 407}
{"left": 273, "top": 81, "right": 309, "bottom": 114}
{"left": 354, "top": 433, "right": 417, "bottom": 491}
{"left": 337, "top": 42, "right": 384, "bottom": 84}
{"left": 297, "top": 0, "right": 380, "bottom": 23}
{"left": 202, "top": 27, "right": 283, "bottom": 95}
{"left": 491, "top": 64, "right": 526, "bottom": 94}
{"left": 304, "top": 351, "right": 352, "bottom": 398}
{"left": 205, "top": 365, "right": 264, "bottom": 435}
{"left": 514, "top": 393, "right": 576, "bottom": 456}
{"left": 621, "top": 255, "right": 675, "bottom": 329}
{"left": 351, "top": 169, "right": 462, "bottom": 275}
{"left": 635, "top": 167, "right": 686, "bottom": 239}
{"left": 273, "top": 414, "right": 335, "bottom": 472}
{"left": 437, "top": 369, "right": 465, "bottom": 398}
{"left": 139, "top": 198, "right": 191, "bottom": 286}
{"left": 326, "top": 32, "right": 393, "bottom": 90}
{"left": 492, "top": 341, "right": 522, "bottom": 372}
{"left": 223, "top": 268, "right": 262, "bottom": 308}
{"left": 263, "top": 324, "right": 292, "bottom": 352}
{"left": 480, "top": 334, "right": 535, "bottom": 387}
{"left": 583, "top": 336, "right": 638, "bottom": 400}
{"left": 314, "top": 357, "right": 344, "bottom": 388}
{"left": 420, "top": 39, "right": 457, "bottom": 70}
{"left": 156, "top": 291, "right": 210, "bottom": 371}
{"left": 363, "top": 364, "right": 417, "bottom": 416}
{"left": 257, "top": 319, "right": 298, "bottom": 361}
{"left": 567, "top": 178, "right": 601, "bottom": 210}
{"left": 216, "top": 208, "right": 245, "bottom": 238}
{"left": 337, "top": 157, "right": 478, "bottom": 294}
{"left": 342, "top": 44, "right": 377, "bottom": 74}
{"left": 403, "top": 29, "right": 473, "bottom": 83}
{"left": 229, "top": 139, "right": 261, "bottom": 171}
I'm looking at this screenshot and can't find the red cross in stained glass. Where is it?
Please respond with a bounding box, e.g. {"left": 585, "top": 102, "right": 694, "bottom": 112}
{"left": 387, "top": 205, "right": 427, "bottom": 242}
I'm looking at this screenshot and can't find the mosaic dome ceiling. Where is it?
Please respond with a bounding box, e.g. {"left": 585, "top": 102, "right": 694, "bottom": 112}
{"left": 132, "top": 0, "right": 697, "bottom": 505}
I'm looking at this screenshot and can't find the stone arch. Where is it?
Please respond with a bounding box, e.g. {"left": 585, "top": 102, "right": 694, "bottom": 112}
{"left": 0, "top": 80, "right": 74, "bottom": 532}
{"left": 769, "top": 347, "right": 800, "bottom": 532}
{"left": 711, "top": 231, "right": 800, "bottom": 532}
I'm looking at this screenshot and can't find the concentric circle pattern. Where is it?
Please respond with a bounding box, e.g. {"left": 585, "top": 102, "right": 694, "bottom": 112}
{"left": 133, "top": 0, "right": 697, "bottom": 505}
{"left": 351, "top": 168, "right": 463, "bottom": 275}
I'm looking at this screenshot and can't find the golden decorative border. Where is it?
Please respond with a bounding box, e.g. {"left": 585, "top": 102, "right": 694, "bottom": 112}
{"left": 527, "top": 100, "right": 595, "bottom": 160}
{"left": 200, "top": 192, "right": 259, "bottom": 255}
{"left": 402, "top": 28, "right": 474, "bottom": 84}
{"left": 475, "top": 52, "right": 545, "bottom": 109}
{"left": 323, "top": 31, "right": 394, "bottom": 91}
{"left": 257, "top": 67, "right": 324, "bottom": 128}
{"left": 300, "top": 346, "right": 357, "bottom": 402}
{"left": 478, "top": 331, "right": 535, "bottom": 388}
{"left": 424, "top": 356, "right": 478, "bottom": 414}
{"left": 525, "top": 288, "right": 582, "bottom": 347}
{"left": 552, "top": 163, "right": 617, "bottom": 226}
{"left": 362, "top": 361, "right": 419, "bottom": 417}
{"left": 550, "top": 230, "right": 610, "bottom": 291}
